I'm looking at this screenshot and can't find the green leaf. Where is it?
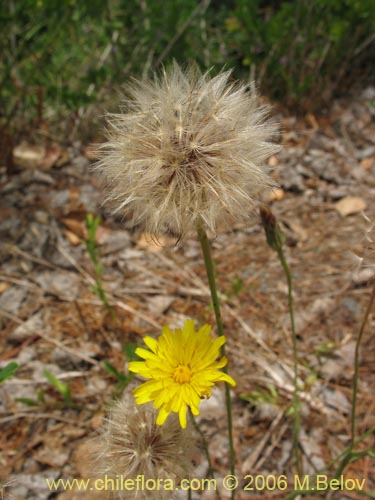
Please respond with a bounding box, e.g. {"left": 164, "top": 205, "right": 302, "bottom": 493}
{"left": 103, "top": 360, "right": 122, "bottom": 379}
{"left": 103, "top": 359, "right": 134, "bottom": 394}
{"left": 0, "top": 362, "right": 18, "bottom": 383}
{"left": 16, "top": 397, "right": 39, "bottom": 406}
{"left": 37, "top": 388, "right": 46, "bottom": 404}
{"left": 44, "top": 370, "right": 72, "bottom": 405}
{"left": 123, "top": 342, "right": 139, "bottom": 361}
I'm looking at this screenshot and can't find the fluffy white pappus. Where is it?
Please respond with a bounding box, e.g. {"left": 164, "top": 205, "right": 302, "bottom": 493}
{"left": 96, "top": 62, "right": 280, "bottom": 238}
{"left": 92, "top": 392, "right": 198, "bottom": 500}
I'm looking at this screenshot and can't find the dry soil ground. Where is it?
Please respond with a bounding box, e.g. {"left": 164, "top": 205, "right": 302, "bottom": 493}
{"left": 0, "top": 87, "right": 374, "bottom": 500}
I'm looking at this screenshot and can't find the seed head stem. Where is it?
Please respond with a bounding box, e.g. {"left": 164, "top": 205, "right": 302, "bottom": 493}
{"left": 197, "top": 222, "right": 236, "bottom": 499}
{"left": 260, "top": 205, "right": 302, "bottom": 475}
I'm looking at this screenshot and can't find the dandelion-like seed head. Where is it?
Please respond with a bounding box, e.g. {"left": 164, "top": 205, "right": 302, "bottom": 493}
{"left": 96, "top": 62, "right": 279, "bottom": 238}
{"left": 93, "top": 392, "right": 197, "bottom": 500}
{"left": 129, "top": 319, "right": 236, "bottom": 429}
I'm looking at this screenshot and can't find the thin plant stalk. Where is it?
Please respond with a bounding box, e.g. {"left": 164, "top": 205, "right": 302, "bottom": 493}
{"left": 284, "top": 427, "right": 375, "bottom": 499}
{"left": 197, "top": 223, "right": 236, "bottom": 498}
{"left": 85, "top": 214, "right": 116, "bottom": 319}
{"left": 276, "top": 246, "right": 302, "bottom": 476}
{"left": 261, "top": 203, "right": 375, "bottom": 496}
{"left": 259, "top": 205, "right": 301, "bottom": 475}
{"left": 285, "top": 453, "right": 375, "bottom": 499}
{"left": 333, "top": 283, "right": 375, "bottom": 478}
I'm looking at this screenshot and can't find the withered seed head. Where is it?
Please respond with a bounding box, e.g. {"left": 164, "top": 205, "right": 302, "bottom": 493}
{"left": 92, "top": 392, "right": 198, "bottom": 500}
{"left": 96, "top": 62, "right": 279, "bottom": 239}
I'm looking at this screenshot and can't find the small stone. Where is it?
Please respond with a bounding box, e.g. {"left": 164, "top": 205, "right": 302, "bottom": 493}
{"left": 13, "top": 312, "right": 44, "bottom": 340}
{"left": 35, "top": 271, "right": 80, "bottom": 300}
{"left": 99, "top": 230, "right": 131, "bottom": 255}
{"left": 0, "top": 286, "right": 27, "bottom": 314}
{"left": 340, "top": 297, "right": 360, "bottom": 317}
{"left": 147, "top": 295, "right": 175, "bottom": 315}
{"left": 352, "top": 267, "right": 375, "bottom": 285}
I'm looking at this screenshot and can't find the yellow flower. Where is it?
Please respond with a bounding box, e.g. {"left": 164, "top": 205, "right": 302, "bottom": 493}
{"left": 129, "top": 319, "right": 236, "bottom": 429}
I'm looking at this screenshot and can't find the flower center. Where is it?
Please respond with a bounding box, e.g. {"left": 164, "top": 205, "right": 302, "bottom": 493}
{"left": 173, "top": 364, "right": 192, "bottom": 384}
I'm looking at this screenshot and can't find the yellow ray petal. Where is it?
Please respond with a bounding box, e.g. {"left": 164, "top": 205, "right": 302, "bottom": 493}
{"left": 202, "top": 370, "right": 236, "bottom": 386}
{"left": 143, "top": 336, "right": 159, "bottom": 353}
{"left": 135, "top": 347, "right": 158, "bottom": 361}
{"left": 156, "top": 406, "right": 171, "bottom": 426}
{"left": 178, "top": 404, "right": 187, "bottom": 429}
{"left": 133, "top": 379, "right": 164, "bottom": 403}
{"left": 128, "top": 361, "right": 152, "bottom": 378}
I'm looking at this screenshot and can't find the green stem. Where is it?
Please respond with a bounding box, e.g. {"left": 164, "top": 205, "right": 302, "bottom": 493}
{"left": 328, "top": 427, "right": 375, "bottom": 473}
{"left": 333, "top": 284, "right": 375, "bottom": 479}
{"left": 197, "top": 224, "right": 236, "bottom": 499}
{"left": 284, "top": 427, "right": 375, "bottom": 499}
{"left": 276, "top": 247, "right": 302, "bottom": 476}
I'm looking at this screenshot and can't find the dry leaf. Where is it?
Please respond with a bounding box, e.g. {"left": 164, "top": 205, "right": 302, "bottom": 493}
{"left": 0, "top": 282, "right": 10, "bottom": 294}
{"left": 334, "top": 196, "right": 367, "bottom": 217}
{"left": 55, "top": 149, "right": 71, "bottom": 168}
{"left": 34, "top": 445, "right": 69, "bottom": 468}
{"left": 64, "top": 229, "right": 82, "bottom": 246}
{"left": 268, "top": 155, "right": 279, "bottom": 167}
{"left": 12, "top": 142, "right": 66, "bottom": 170}
{"left": 62, "top": 217, "right": 88, "bottom": 240}
{"left": 306, "top": 112, "right": 319, "bottom": 129}
{"left": 84, "top": 144, "right": 99, "bottom": 161}
{"left": 137, "top": 232, "right": 171, "bottom": 251}
{"left": 40, "top": 144, "right": 62, "bottom": 170}
{"left": 13, "top": 142, "right": 45, "bottom": 169}
{"left": 360, "top": 157, "right": 375, "bottom": 170}
{"left": 268, "top": 188, "right": 285, "bottom": 201}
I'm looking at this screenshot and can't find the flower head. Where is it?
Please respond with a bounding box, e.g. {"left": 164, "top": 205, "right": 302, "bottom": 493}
{"left": 129, "top": 319, "right": 236, "bottom": 429}
{"left": 92, "top": 391, "right": 197, "bottom": 500}
{"left": 96, "top": 62, "right": 279, "bottom": 238}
